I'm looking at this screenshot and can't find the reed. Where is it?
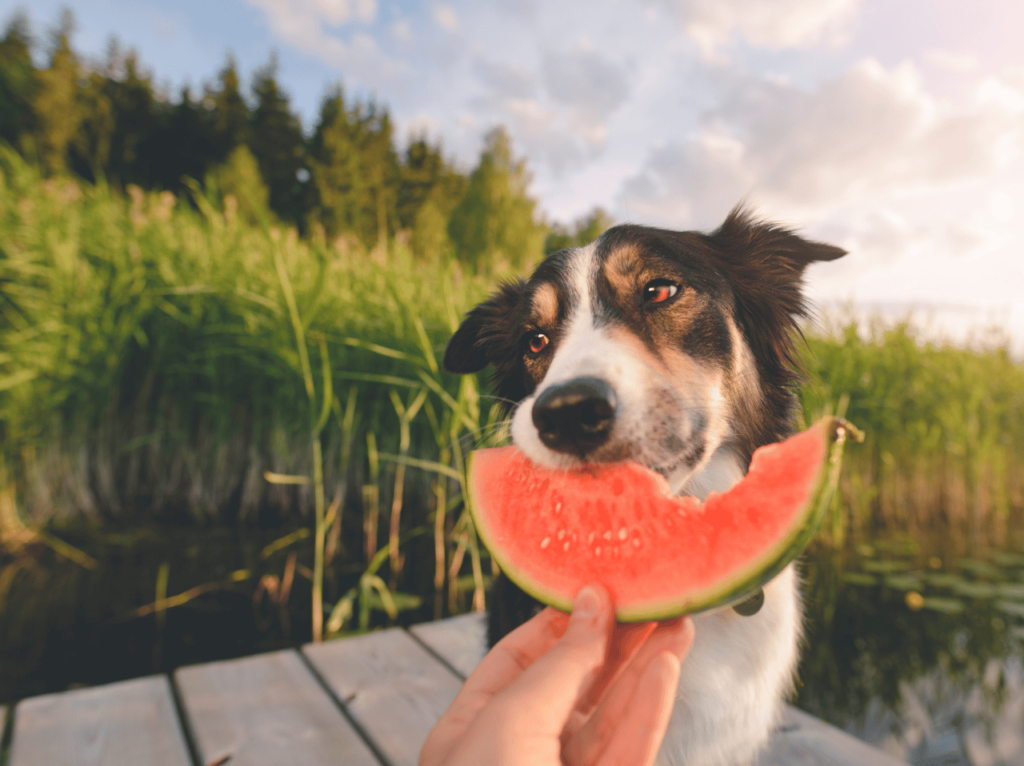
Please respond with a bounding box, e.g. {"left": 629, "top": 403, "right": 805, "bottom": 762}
{"left": 2, "top": 149, "right": 1023, "bottom": 638}
{"left": 799, "top": 318, "right": 1024, "bottom": 551}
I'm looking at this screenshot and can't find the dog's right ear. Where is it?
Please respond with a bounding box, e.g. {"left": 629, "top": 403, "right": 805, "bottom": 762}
{"left": 444, "top": 279, "right": 527, "bottom": 374}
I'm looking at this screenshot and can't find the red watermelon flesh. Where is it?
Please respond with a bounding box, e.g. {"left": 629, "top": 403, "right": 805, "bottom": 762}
{"left": 466, "top": 417, "right": 850, "bottom": 621}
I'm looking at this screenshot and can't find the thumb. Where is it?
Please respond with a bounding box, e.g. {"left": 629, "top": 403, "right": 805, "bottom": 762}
{"left": 495, "top": 584, "right": 613, "bottom": 729}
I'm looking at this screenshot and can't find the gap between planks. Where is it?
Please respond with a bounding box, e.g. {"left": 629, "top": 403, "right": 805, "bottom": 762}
{"left": 173, "top": 648, "right": 380, "bottom": 766}
{"left": 303, "top": 628, "right": 465, "bottom": 766}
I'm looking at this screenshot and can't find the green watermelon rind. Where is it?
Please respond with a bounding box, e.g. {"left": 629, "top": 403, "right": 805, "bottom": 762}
{"left": 466, "top": 417, "right": 853, "bottom": 622}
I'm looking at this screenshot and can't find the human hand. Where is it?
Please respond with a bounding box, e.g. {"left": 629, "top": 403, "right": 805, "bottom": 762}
{"left": 419, "top": 584, "right": 695, "bottom": 766}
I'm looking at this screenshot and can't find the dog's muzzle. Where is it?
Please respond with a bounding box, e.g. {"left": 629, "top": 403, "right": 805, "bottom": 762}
{"left": 531, "top": 377, "right": 616, "bottom": 456}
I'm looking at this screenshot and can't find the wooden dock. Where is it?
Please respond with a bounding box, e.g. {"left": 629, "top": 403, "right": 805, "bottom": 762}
{"left": 1, "top": 613, "right": 908, "bottom": 766}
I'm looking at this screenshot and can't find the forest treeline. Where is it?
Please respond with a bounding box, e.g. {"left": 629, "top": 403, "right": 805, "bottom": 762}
{"left": 0, "top": 10, "right": 609, "bottom": 267}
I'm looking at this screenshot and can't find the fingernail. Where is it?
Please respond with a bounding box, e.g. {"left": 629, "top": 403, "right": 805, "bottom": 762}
{"left": 574, "top": 585, "right": 601, "bottom": 619}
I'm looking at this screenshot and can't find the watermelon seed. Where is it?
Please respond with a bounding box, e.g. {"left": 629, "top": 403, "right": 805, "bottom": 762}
{"left": 618, "top": 528, "right": 628, "bottom": 540}
{"left": 563, "top": 542, "right": 570, "bottom": 551}
{"left": 595, "top": 547, "right": 602, "bottom": 556}
{"left": 554, "top": 501, "right": 563, "bottom": 514}
{"left": 603, "top": 530, "right": 612, "bottom": 541}
{"left": 557, "top": 529, "right": 566, "bottom": 540}
{"left": 588, "top": 532, "right": 595, "bottom": 544}
{"left": 541, "top": 537, "right": 551, "bottom": 549}
{"left": 632, "top": 538, "right": 641, "bottom": 548}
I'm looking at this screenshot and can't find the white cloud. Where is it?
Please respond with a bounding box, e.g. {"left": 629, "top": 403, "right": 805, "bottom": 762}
{"left": 246, "top": 0, "right": 349, "bottom": 65}
{"left": 313, "top": 0, "right": 376, "bottom": 25}
{"left": 978, "top": 71, "right": 1024, "bottom": 115}
{"left": 391, "top": 18, "right": 413, "bottom": 43}
{"left": 653, "top": 0, "right": 861, "bottom": 56}
{"left": 798, "top": 157, "right": 1024, "bottom": 326}
{"left": 619, "top": 59, "right": 1024, "bottom": 228}
{"left": 541, "top": 47, "right": 629, "bottom": 119}
{"left": 462, "top": 43, "right": 632, "bottom": 177}
{"left": 431, "top": 4, "right": 459, "bottom": 32}
{"left": 249, "top": 0, "right": 377, "bottom": 32}
{"left": 246, "top": 0, "right": 407, "bottom": 89}
{"left": 152, "top": 15, "right": 179, "bottom": 42}
{"left": 474, "top": 58, "right": 536, "bottom": 100}
{"left": 924, "top": 49, "right": 980, "bottom": 74}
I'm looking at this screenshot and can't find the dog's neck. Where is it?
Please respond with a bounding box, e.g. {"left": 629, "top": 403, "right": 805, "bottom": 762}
{"left": 675, "top": 447, "right": 745, "bottom": 501}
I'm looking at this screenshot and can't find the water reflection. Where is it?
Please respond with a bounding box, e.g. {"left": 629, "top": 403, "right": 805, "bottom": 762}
{"left": 798, "top": 538, "right": 1024, "bottom": 765}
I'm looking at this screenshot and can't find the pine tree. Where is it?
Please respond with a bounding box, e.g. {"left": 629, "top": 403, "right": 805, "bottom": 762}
{"left": 73, "top": 43, "right": 161, "bottom": 187}
{"left": 0, "top": 12, "right": 37, "bottom": 149}
{"left": 154, "top": 85, "right": 216, "bottom": 193}
{"left": 399, "top": 137, "right": 465, "bottom": 258}
{"left": 355, "top": 103, "right": 399, "bottom": 252}
{"left": 249, "top": 53, "right": 307, "bottom": 226}
{"left": 308, "top": 86, "right": 361, "bottom": 240}
{"left": 33, "top": 9, "right": 82, "bottom": 175}
{"left": 448, "top": 127, "right": 546, "bottom": 270}
{"left": 107, "top": 50, "right": 159, "bottom": 186}
{"left": 544, "top": 207, "right": 614, "bottom": 254}
{"left": 308, "top": 86, "right": 400, "bottom": 249}
{"left": 73, "top": 62, "right": 114, "bottom": 180}
{"left": 207, "top": 55, "right": 250, "bottom": 161}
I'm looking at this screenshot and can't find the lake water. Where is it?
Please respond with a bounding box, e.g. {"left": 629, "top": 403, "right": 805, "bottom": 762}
{"left": 797, "top": 538, "right": 1024, "bottom": 765}
{"left": 2, "top": 524, "right": 1023, "bottom": 765}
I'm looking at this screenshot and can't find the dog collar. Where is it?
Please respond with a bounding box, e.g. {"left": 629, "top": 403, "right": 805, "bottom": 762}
{"left": 732, "top": 588, "right": 764, "bottom": 616}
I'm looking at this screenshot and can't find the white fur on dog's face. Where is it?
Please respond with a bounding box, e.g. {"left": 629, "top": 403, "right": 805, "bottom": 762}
{"left": 509, "top": 242, "right": 749, "bottom": 499}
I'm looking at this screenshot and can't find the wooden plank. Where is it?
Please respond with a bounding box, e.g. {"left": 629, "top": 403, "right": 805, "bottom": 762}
{"left": 8, "top": 675, "right": 191, "bottom": 766}
{"left": 174, "top": 648, "right": 379, "bottom": 766}
{"left": 304, "top": 628, "right": 464, "bottom": 766}
{"left": 409, "top": 612, "right": 487, "bottom": 678}
{"left": 755, "top": 706, "right": 909, "bottom": 766}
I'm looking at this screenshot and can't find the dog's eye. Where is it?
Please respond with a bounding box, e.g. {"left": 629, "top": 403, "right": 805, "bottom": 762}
{"left": 526, "top": 332, "right": 550, "bottom": 355}
{"left": 643, "top": 280, "right": 679, "bottom": 304}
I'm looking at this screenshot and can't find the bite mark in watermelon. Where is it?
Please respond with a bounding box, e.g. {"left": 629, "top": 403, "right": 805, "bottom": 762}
{"left": 466, "top": 417, "right": 856, "bottom": 622}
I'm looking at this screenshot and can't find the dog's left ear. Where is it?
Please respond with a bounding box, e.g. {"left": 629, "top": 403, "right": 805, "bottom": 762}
{"left": 707, "top": 207, "right": 846, "bottom": 384}
{"left": 710, "top": 206, "right": 846, "bottom": 276}
{"left": 444, "top": 279, "right": 527, "bottom": 374}
{"left": 707, "top": 207, "right": 845, "bottom": 321}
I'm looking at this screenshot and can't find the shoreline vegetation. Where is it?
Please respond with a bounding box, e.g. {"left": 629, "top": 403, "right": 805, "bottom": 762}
{"left": 2, "top": 149, "right": 1022, "bottom": 640}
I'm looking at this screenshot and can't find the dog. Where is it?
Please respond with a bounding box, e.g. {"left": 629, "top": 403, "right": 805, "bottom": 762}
{"left": 442, "top": 207, "right": 845, "bottom": 766}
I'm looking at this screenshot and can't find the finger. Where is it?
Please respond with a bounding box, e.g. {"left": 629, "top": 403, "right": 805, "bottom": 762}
{"left": 463, "top": 607, "right": 571, "bottom": 698}
{"left": 560, "top": 620, "right": 657, "bottom": 746}
{"left": 597, "top": 651, "right": 682, "bottom": 766}
{"left": 487, "top": 584, "right": 614, "bottom": 735}
{"left": 419, "top": 607, "right": 570, "bottom": 766}
{"left": 564, "top": 617, "right": 694, "bottom": 766}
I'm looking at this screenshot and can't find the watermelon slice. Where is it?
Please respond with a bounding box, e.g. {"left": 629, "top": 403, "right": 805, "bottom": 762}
{"left": 466, "top": 417, "right": 856, "bottom": 622}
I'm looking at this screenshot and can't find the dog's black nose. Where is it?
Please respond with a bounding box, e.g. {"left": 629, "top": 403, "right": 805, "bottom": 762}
{"left": 532, "top": 377, "right": 616, "bottom": 455}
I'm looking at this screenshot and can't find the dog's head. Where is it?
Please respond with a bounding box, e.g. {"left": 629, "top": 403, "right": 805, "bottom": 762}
{"left": 444, "top": 207, "right": 845, "bottom": 498}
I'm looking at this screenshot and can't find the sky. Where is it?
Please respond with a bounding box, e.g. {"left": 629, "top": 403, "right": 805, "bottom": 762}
{"left": 5, "top": 0, "right": 1024, "bottom": 351}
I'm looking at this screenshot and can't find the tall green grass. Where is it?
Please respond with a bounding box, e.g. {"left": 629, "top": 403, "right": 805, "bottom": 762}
{"left": 0, "top": 147, "right": 498, "bottom": 522}
{"left": 800, "top": 319, "right": 1024, "bottom": 551}
{"left": 0, "top": 147, "right": 509, "bottom": 630}
{"left": 2, "top": 148, "right": 1023, "bottom": 636}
